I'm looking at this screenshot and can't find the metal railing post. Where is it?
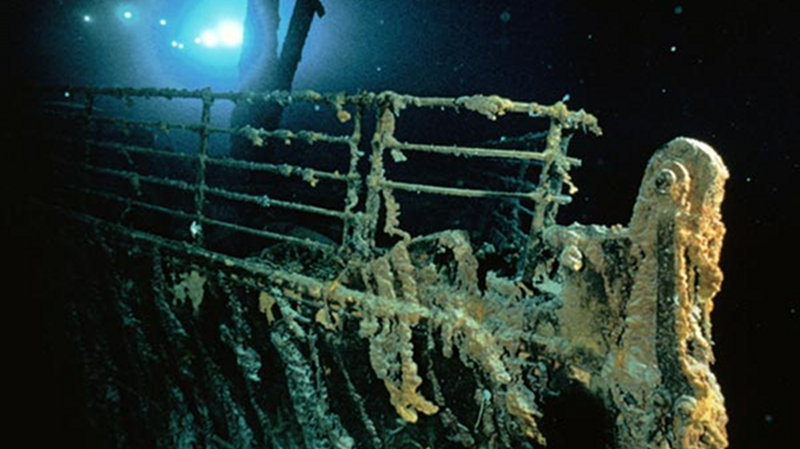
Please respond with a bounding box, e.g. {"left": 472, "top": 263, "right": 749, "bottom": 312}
{"left": 194, "top": 89, "right": 213, "bottom": 246}
{"left": 364, "top": 105, "right": 393, "bottom": 253}
{"left": 341, "top": 104, "right": 364, "bottom": 254}
{"left": 518, "top": 120, "right": 566, "bottom": 279}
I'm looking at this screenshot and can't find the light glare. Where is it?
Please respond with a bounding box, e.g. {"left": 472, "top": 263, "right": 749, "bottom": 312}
{"left": 201, "top": 30, "right": 219, "bottom": 47}
{"left": 218, "top": 21, "right": 243, "bottom": 47}
{"left": 176, "top": 0, "right": 247, "bottom": 75}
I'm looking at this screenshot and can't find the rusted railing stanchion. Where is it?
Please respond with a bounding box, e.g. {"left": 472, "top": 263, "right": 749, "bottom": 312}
{"left": 364, "top": 105, "right": 393, "bottom": 252}
{"left": 341, "top": 105, "right": 365, "bottom": 255}
{"left": 193, "top": 89, "right": 213, "bottom": 246}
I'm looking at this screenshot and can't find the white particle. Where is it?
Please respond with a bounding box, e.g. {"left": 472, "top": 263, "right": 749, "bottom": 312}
{"left": 171, "top": 40, "right": 178, "bottom": 48}
{"left": 674, "top": 5, "right": 684, "bottom": 15}
{"left": 376, "top": 66, "right": 382, "bottom": 72}
{"left": 670, "top": 45, "right": 677, "bottom": 53}
{"left": 661, "top": 88, "right": 668, "bottom": 94}
{"left": 159, "top": 19, "right": 167, "bottom": 26}
{"left": 190, "top": 221, "right": 202, "bottom": 238}
{"left": 746, "top": 177, "right": 752, "bottom": 182}
{"left": 64, "top": 91, "right": 71, "bottom": 98}
{"left": 587, "top": 33, "right": 593, "bottom": 40}
{"left": 83, "top": 15, "right": 92, "bottom": 23}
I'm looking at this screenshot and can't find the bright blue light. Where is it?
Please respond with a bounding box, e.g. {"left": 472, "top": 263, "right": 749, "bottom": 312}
{"left": 200, "top": 29, "right": 219, "bottom": 47}
{"left": 196, "top": 21, "right": 242, "bottom": 48}
{"left": 217, "top": 20, "right": 243, "bottom": 47}
{"left": 177, "top": 1, "right": 247, "bottom": 70}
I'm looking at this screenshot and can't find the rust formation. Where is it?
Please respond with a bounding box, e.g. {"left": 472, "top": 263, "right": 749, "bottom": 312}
{"left": 28, "top": 87, "right": 728, "bottom": 448}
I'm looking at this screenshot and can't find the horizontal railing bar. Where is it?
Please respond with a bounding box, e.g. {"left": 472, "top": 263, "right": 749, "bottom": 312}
{"left": 80, "top": 162, "right": 197, "bottom": 191}
{"left": 84, "top": 138, "right": 352, "bottom": 183}
{"left": 60, "top": 185, "right": 337, "bottom": 251}
{"left": 388, "top": 141, "right": 582, "bottom": 166}
{"left": 87, "top": 139, "right": 197, "bottom": 160}
{"left": 200, "top": 216, "right": 337, "bottom": 251}
{"left": 47, "top": 136, "right": 196, "bottom": 164}
{"left": 54, "top": 158, "right": 350, "bottom": 219}
{"left": 62, "top": 185, "right": 195, "bottom": 219}
{"left": 234, "top": 125, "right": 352, "bottom": 145}
{"left": 39, "top": 86, "right": 335, "bottom": 102}
{"left": 478, "top": 131, "right": 551, "bottom": 148}
{"left": 36, "top": 86, "right": 601, "bottom": 134}
{"left": 34, "top": 201, "right": 360, "bottom": 308}
{"left": 203, "top": 186, "right": 348, "bottom": 219}
{"left": 44, "top": 114, "right": 351, "bottom": 146}
{"left": 206, "top": 158, "right": 353, "bottom": 182}
{"left": 88, "top": 138, "right": 353, "bottom": 183}
{"left": 50, "top": 157, "right": 196, "bottom": 191}
{"left": 90, "top": 115, "right": 203, "bottom": 132}
{"left": 380, "top": 180, "right": 572, "bottom": 204}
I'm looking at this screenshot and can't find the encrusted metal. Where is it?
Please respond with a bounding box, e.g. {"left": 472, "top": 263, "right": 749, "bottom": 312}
{"left": 29, "top": 86, "right": 727, "bottom": 449}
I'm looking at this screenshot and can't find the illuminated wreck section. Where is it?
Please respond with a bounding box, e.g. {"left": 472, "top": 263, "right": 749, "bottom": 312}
{"left": 33, "top": 87, "right": 728, "bottom": 448}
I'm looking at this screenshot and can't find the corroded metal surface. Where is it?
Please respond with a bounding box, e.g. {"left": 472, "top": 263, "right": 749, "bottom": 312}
{"left": 30, "top": 87, "right": 727, "bottom": 448}
{"left": 545, "top": 138, "right": 729, "bottom": 448}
